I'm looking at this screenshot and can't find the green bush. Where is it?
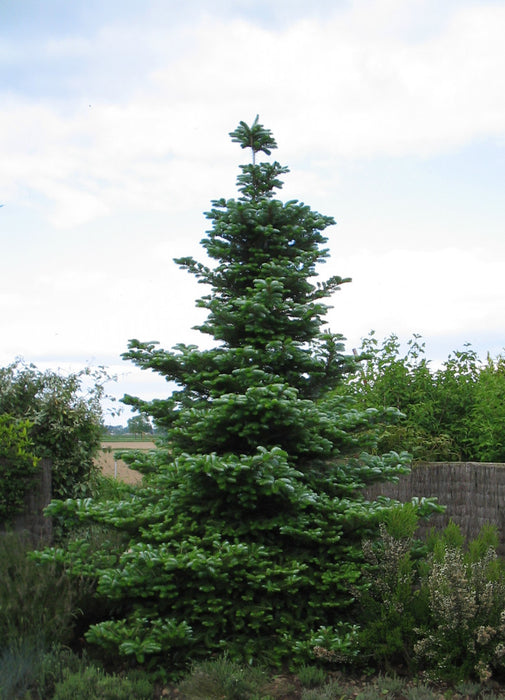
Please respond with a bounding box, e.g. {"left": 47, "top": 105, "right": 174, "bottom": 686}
{"left": 300, "top": 681, "right": 347, "bottom": 700}
{"left": 346, "top": 518, "right": 505, "bottom": 683}
{"left": 93, "top": 473, "right": 139, "bottom": 502}
{"left": 0, "top": 414, "right": 39, "bottom": 521}
{"left": 349, "top": 503, "right": 430, "bottom": 672}
{"left": 342, "top": 332, "right": 505, "bottom": 462}
{"left": 296, "top": 664, "right": 327, "bottom": 688}
{"left": 0, "top": 361, "right": 110, "bottom": 501}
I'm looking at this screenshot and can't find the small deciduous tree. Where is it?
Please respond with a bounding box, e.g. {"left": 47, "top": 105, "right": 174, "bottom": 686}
{"left": 43, "top": 118, "right": 434, "bottom": 672}
{"left": 127, "top": 414, "right": 153, "bottom": 437}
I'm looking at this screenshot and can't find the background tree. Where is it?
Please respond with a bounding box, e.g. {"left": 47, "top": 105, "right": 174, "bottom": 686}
{"left": 342, "top": 332, "right": 505, "bottom": 461}
{"left": 43, "top": 117, "right": 434, "bottom": 673}
{"left": 0, "top": 361, "right": 108, "bottom": 499}
{"left": 127, "top": 414, "right": 153, "bottom": 437}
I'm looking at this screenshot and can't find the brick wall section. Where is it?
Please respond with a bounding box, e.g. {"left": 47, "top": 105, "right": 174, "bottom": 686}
{"left": 364, "top": 462, "right": 505, "bottom": 552}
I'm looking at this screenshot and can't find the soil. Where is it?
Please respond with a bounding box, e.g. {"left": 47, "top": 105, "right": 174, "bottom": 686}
{"left": 158, "top": 670, "right": 505, "bottom": 699}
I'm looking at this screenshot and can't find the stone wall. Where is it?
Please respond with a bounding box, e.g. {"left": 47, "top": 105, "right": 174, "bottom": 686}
{"left": 365, "top": 462, "right": 505, "bottom": 551}
{"left": 3, "top": 460, "right": 505, "bottom": 550}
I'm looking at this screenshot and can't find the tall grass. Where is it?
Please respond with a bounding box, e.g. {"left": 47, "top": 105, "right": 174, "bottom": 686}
{"left": 0, "top": 531, "right": 77, "bottom": 649}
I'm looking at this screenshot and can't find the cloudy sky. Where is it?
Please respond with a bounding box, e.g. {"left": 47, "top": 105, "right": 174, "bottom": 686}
{"left": 1, "top": 0, "right": 504, "bottom": 423}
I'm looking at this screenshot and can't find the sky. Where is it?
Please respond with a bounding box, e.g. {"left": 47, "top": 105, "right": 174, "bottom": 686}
{"left": 1, "top": 0, "right": 504, "bottom": 424}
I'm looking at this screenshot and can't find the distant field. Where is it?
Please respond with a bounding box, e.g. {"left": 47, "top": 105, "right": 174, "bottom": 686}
{"left": 96, "top": 440, "right": 156, "bottom": 484}
{"left": 101, "top": 435, "right": 155, "bottom": 442}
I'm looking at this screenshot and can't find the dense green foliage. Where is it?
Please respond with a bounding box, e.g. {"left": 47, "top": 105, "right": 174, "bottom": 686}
{"left": 40, "top": 117, "right": 438, "bottom": 675}
{"left": 342, "top": 332, "right": 505, "bottom": 461}
{"left": 0, "top": 414, "right": 39, "bottom": 521}
{"left": 0, "top": 361, "right": 108, "bottom": 500}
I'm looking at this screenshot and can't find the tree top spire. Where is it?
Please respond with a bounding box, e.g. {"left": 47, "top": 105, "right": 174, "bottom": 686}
{"left": 229, "top": 115, "right": 277, "bottom": 164}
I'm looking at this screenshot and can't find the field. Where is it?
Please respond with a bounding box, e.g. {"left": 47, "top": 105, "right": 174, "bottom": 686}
{"left": 96, "top": 440, "right": 155, "bottom": 484}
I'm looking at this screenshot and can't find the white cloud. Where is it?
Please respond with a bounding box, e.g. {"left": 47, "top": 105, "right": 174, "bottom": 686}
{"left": 1, "top": 1, "right": 504, "bottom": 228}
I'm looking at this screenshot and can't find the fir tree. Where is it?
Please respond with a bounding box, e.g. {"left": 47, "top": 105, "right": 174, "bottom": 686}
{"left": 43, "top": 117, "right": 433, "bottom": 673}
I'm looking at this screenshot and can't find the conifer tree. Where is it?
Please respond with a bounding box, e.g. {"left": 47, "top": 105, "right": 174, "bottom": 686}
{"left": 44, "top": 118, "right": 432, "bottom": 672}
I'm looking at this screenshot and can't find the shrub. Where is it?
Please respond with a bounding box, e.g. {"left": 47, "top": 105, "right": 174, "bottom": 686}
{"left": 0, "top": 361, "right": 111, "bottom": 501}
{"left": 414, "top": 525, "right": 505, "bottom": 683}
{"left": 347, "top": 503, "right": 430, "bottom": 672}
{"left": 297, "top": 664, "right": 327, "bottom": 688}
{"left": 342, "top": 332, "right": 505, "bottom": 462}
{"left": 0, "top": 413, "right": 39, "bottom": 521}
{"left": 300, "top": 681, "right": 347, "bottom": 700}
{"left": 352, "top": 518, "right": 505, "bottom": 683}
{"left": 336, "top": 517, "right": 505, "bottom": 683}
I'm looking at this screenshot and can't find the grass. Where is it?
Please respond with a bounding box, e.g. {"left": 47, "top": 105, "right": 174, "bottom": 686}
{"left": 176, "top": 656, "right": 269, "bottom": 699}
{"left": 161, "top": 659, "right": 505, "bottom": 699}
{"left": 0, "top": 531, "right": 78, "bottom": 649}
{"left": 2, "top": 642, "right": 505, "bottom": 698}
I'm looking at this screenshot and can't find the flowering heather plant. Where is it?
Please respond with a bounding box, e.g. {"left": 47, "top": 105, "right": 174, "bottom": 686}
{"left": 414, "top": 530, "right": 505, "bottom": 683}
{"left": 349, "top": 504, "right": 430, "bottom": 671}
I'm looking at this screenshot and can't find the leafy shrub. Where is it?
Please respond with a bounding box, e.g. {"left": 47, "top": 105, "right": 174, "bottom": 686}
{"left": 404, "top": 685, "right": 438, "bottom": 700}
{"left": 0, "top": 360, "right": 111, "bottom": 501}
{"left": 93, "top": 473, "right": 139, "bottom": 502}
{"left": 0, "top": 414, "right": 39, "bottom": 521}
{"left": 336, "top": 515, "right": 505, "bottom": 684}
{"left": 349, "top": 517, "right": 505, "bottom": 683}
{"left": 297, "top": 664, "right": 327, "bottom": 688}
{"left": 300, "top": 681, "right": 347, "bottom": 700}
{"left": 342, "top": 332, "right": 505, "bottom": 462}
